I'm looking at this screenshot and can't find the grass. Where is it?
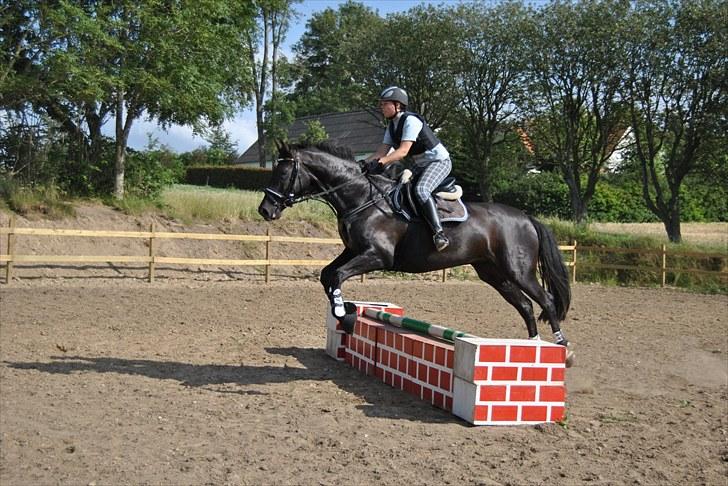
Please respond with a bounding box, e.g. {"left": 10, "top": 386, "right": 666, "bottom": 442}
{"left": 1, "top": 182, "right": 723, "bottom": 293}
{"left": 0, "top": 181, "right": 75, "bottom": 219}
{"left": 159, "top": 184, "right": 337, "bottom": 226}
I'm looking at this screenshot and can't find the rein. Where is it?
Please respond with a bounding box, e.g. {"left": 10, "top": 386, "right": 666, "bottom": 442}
{"left": 263, "top": 155, "right": 395, "bottom": 220}
{"left": 263, "top": 157, "right": 352, "bottom": 209}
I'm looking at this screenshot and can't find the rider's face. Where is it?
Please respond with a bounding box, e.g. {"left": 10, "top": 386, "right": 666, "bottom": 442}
{"left": 379, "top": 100, "right": 398, "bottom": 118}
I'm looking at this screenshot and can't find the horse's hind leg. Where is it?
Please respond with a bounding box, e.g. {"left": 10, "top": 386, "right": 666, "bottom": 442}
{"left": 512, "top": 272, "right": 569, "bottom": 347}
{"left": 471, "top": 264, "right": 539, "bottom": 339}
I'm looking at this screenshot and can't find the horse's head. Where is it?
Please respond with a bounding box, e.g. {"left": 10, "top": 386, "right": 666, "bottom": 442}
{"left": 257, "top": 140, "right": 358, "bottom": 221}
{"left": 258, "top": 141, "right": 297, "bottom": 220}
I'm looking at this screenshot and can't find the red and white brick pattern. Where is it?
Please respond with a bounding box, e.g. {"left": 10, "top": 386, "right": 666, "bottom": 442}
{"left": 326, "top": 302, "right": 567, "bottom": 426}
{"left": 453, "top": 337, "right": 566, "bottom": 425}
{"left": 325, "top": 301, "right": 403, "bottom": 362}
{"left": 346, "top": 315, "right": 455, "bottom": 411}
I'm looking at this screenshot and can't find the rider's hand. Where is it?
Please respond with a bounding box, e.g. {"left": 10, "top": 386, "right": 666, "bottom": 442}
{"left": 365, "top": 159, "right": 383, "bottom": 174}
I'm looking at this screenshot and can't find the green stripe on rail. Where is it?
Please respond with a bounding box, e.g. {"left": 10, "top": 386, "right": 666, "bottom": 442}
{"left": 364, "top": 309, "right": 472, "bottom": 343}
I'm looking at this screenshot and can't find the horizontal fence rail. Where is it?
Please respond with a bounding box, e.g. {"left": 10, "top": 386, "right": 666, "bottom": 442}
{"left": 1, "top": 218, "right": 725, "bottom": 287}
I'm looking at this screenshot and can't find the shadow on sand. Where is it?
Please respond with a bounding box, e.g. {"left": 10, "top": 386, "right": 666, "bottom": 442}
{"left": 4, "top": 346, "right": 459, "bottom": 425}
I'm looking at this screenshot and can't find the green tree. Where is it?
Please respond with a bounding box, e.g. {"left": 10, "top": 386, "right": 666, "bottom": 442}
{"left": 623, "top": 0, "right": 727, "bottom": 242}
{"left": 4, "top": 1, "right": 256, "bottom": 198}
{"left": 358, "top": 5, "right": 461, "bottom": 129}
{"left": 453, "top": 1, "right": 532, "bottom": 202}
{"left": 247, "top": 0, "right": 297, "bottom": 167}
{"left": 201, "top": 125, "right": 238, "bottom": 166}
{"left": 288, "top": 1, "right": 382, "bottom": 117}
{"left": 524, "top": 0, "right": 630, "bottom": 223}
{"left": 297, "top": 120, "right": 328, "bottom": 144}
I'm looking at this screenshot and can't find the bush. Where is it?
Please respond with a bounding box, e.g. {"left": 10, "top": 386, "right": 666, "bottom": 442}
{"left": 0, "top": 177, "right": 74, "bottom": 218}
{"left": 493, "top": 172, "right": 724, "bottom": 223}
{"left": 125, "top": 149, "right": 185, "bottom": 198}
{"left": 680, "top": 180, "right": 728, "bottom": 222}
{"left": 589, "top": 180, "right": 657, "bottom": 222}
{"left": 494, "top": 171, "right": 570, "bottom": 219}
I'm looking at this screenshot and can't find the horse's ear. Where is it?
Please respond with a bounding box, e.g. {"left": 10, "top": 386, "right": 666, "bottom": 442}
{"left": 278, "top": 140, "right": 292, "bottom": 159}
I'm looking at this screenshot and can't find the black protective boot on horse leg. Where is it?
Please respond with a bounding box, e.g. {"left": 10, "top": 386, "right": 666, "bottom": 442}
{"left": 421, "top": 196, "right": 449, "bottom": 251}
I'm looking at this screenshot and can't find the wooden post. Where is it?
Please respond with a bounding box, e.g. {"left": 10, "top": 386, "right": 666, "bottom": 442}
{"left": 148, "top": 222, "right": 156, "bottom": 283}
{"left": 360, "top": 273, "right": 365, "bottom": 283}
{"left": 572, "top": 240, "right": 577, "bottom": 284}
{"left": 265, "top": 227, "right": 272, "bottom": 284}
{"left": 5, "top": 216, "right": 15, "bottom": 284}
{"left": 442, "top": 268, "right": 447, "bottom": 283}
{"left": 661, "top": 244, "right": 666, "bottom": 287}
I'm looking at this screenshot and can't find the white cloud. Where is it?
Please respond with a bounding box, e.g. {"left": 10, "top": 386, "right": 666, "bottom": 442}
{"left": 106, "top": 111, "right": 259, "bottom": 155}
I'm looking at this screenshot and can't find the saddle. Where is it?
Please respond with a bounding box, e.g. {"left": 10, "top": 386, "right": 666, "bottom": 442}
{"left": 391, "top": 169, "right": 469, "bottom": 223}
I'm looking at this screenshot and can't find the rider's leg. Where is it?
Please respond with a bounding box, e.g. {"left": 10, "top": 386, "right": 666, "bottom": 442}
{"left": 421, "top": 197, "right": 449, "bottom": 251}
{"left": 415, "top": 158, "right": 452, "bottom": 251}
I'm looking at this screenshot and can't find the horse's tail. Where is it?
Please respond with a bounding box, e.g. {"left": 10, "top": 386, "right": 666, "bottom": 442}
{"left": 528, "top": 216, "right": 571, "bottom": 321}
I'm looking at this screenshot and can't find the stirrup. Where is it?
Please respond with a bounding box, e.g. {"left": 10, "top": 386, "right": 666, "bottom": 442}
{"left": 433, "top": 232, "right": 449, "bottom": 252}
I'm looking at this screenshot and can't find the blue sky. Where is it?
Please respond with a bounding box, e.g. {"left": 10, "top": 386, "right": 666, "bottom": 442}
{"left": 119, "top": 0, "right": 456, "bottom": 154}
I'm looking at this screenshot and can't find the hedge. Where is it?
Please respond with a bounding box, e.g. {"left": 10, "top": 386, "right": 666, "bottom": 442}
{"left": 185, "top": 165, "right": 272, "bottom": 191}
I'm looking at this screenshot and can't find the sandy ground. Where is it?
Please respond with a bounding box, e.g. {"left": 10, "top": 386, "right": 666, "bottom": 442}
{"left": 1, "top": 279, "right": 726, "bottom": 486}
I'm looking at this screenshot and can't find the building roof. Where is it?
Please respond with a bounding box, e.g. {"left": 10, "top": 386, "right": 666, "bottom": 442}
{"left": 235, "top": 110, "right": 384, "bottom": 165}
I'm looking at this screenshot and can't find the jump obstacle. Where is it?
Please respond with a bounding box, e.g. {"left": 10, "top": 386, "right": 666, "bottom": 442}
{"left": 325, "top": 302, "right": 567, "bottom": 426}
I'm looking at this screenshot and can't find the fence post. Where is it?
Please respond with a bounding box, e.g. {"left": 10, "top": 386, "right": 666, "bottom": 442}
{"left": 265, "top": 227, "right": 272, "bottom": 284}
{"left": 572, "top": 240, "right": 577, "bottom": 284}
{"left": 5, "top": 216, "right": 15, "bottom": 284}
{"left": 148, "top": 222, "right": 156, "bottom": 283}
{"left": 661, "top": 244, "right": 666, "bottom": 287}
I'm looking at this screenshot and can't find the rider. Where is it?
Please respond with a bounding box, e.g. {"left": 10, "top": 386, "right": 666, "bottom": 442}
{"left": 363, "top": 86, "right": 451, "bottom": 252}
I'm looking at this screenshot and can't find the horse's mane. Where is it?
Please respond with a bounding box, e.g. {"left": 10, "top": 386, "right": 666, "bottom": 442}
{"left": 291, "top": 141, "right": 355, "bottom": 162}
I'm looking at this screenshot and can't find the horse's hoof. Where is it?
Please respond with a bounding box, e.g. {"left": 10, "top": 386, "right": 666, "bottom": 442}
{"left": 338, "top": 302, "right": 357, "bottom": 334}
{"left": 565, "top": 349, "right": 575, "bottom": 368}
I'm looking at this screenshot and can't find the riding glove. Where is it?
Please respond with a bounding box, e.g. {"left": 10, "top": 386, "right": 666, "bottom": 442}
{"left": 365, "top": 159, "right": 384, "bottom": 174}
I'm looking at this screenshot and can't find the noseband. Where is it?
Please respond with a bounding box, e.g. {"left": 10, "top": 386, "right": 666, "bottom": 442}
{"left": 263, "top": 156, "right": 300, "bottom": 209}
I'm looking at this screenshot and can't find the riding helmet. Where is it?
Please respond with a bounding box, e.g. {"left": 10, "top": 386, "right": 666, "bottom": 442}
{"left": 379, "top": 86, "right": 408, "bottom": 107}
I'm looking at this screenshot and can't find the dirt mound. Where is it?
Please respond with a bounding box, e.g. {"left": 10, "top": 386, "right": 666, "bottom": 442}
{"left": 0, "top": 203, "right": 342, "bottom": 283}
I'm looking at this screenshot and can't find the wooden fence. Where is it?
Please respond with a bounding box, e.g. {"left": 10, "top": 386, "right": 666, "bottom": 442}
{"left": 1, "top": 219, "right": 725, "bottom": 286}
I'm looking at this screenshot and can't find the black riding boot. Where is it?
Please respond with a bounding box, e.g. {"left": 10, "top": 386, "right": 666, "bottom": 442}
{"left": 421, "top": 196, "right": 449, "bottom": 251}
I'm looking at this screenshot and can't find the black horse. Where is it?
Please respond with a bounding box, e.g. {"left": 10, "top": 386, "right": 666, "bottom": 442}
{"left": 258, "top": 141, "right": 573, "bottom": 364}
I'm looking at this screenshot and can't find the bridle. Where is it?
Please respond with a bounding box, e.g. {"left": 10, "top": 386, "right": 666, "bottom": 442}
{"left": 263, "top": 153, "right": 397, "bottom": 221}
{"left": 262, "top": 156, "right": 301, "bottom": 210}
{"left": 263, "top": 155, "right": 360, "bottom": 213}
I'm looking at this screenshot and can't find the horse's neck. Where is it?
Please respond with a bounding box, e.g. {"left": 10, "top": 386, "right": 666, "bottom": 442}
{"left": 308, "top": 160, "right": 391, "bottom": 215}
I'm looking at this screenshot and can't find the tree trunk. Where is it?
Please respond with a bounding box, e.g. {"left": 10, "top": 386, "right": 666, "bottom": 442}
{"left": 664, "top": 204, "right": 682, "bottom": 243}
{"left": 571, "top": 194, "right": 588, "bottom": 224}
{"left": 562, "top": 167, "right": 588, "bottom": 224}
{"left": 113, "top": 93, "right": 134, "bottom": 199}
{"left": 250, "top": 9, "right": 270, "bottom": 168}
{"left": 478, "top": 179, "right": 492, "bottom": 203}
{"left": 114, "top": 93, "right": 125, "bottom": 199}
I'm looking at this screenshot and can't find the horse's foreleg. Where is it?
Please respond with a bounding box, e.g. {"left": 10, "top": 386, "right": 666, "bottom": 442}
{"left": 323, "top": 249, "right": 387, "bottom": 319}
{"left": 320, "top": 249, "right": 356, "bottom": 318}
